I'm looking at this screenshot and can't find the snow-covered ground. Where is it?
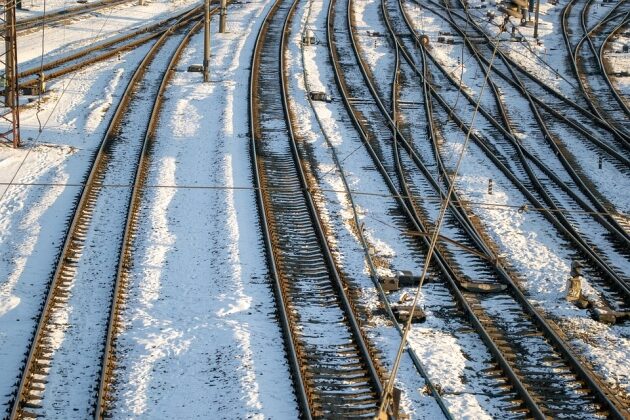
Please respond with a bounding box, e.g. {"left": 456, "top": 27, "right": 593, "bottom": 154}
{"left": 0, "top": 43, "right": 153, "bottom": 416}
{"left": 403, "top": 2, "right": 630, "bottom": 403}
{"left": 108, "top": 0, "right": 298, "bottom": 417}
{"left": 603, "top": 26, "right": 630, "bottom": 97}
{"left": 0, "top": 0, "right": 629, "bottom": 414}
{"left": 16, "top": 0, "right": 128, "bottom": 18}
{"left": 16, "top": 0, "right": 200, "bottom": 69}
{"left": 359, "top": 0, "right": 630, "bottom": 402}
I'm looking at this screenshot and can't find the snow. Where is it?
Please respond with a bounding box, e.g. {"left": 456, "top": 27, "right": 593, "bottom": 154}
{"left": 436, "top": 108, "right": 630, "bottom": 397}
{"left": 16, "top": 0, "right": 124, "bottom": 18}
{"left": 0, "top": 44, "right": 152, "bottom": 416}
{"left": 108, "top": 0, "right": 298, "bottom": 417}
{"left": 16, "top": 0, "right": 201, "bottom": 69}
{"left": 0, "top": 0, "right": 628, "bottom": 415}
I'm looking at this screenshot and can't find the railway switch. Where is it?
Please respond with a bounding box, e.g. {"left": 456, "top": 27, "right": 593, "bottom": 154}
{"left": 302, "top": 29, "right": 316, "bottom": 45}
{"left": 380, "top": 276, "right": 399, "bottom": 292}
{"left": 309, "top": 91, "right": 332, "bottom": 102}
{"left": 460, "top": 281, "right": 507, "bottom": 293}
{"left": 391, "top": 305, "right": 426, "bottom": 323}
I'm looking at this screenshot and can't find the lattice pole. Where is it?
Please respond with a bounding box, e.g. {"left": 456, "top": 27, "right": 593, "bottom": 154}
{"left": 1, "top": 0, "right": 20, "bottom": 148}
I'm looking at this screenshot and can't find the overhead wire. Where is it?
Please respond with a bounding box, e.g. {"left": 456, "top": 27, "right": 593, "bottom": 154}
{"left": 0, "top": 178, "right": 627, "bottom": 219}
{"left": 377, "top": 13, "right": 507, "bottom": 415}
{"left": 0, "top": 3, "right": 128, "bottom": 205}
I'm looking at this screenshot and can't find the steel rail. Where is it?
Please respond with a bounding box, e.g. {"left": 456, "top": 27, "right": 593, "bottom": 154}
{"left": 580, "top": 1, "right": 630, "bottom": 112}
{"left": 562, "top": 0, "right": 620, "bottom": 96}
{"left": 9, "top": 0, "right": 135, "bottom": 32}
{"left": 250, "top": 0, "right": 383, "bottom": 415}
{"left": 93, "top": 16, "right": 206, "bottom": 419}
{"left": 436, "top": 0, "right": 630, "bottom": 155}
{"left": 298, "top": 2, "right": 453, "bottom": 417}
{"left": 412, "top": 1, "right": 630, "bottom": 248}
{"left": 8, "top": 11, "right": 203, "bottom": 420}
{"left": 330, "top": 0, "right": 553, "bottom": 416}
{"left": 387, "top": 2, "right": 623, "bottom": 417}
{"left": 594, "top": 13, "right": 630, "bottom": 114}
{"left": 575, "top": 0, "right": 630, "bottom": 135}
{"left": 247, "top": 0, "right": 309, "bottom": 415}
{"left": 389, "top": 0, "right": 630, "bottom": 300}
{"left": 385, "top": 21, "right": 455, "bottom": 419}
{"left": 407, "top": 0, "right": 630, "bottom": 256}
{"left": 393, "top": 2, "right": 629, "bottom": 416}
{"left": 17, "top": 4, "right": 204, "bottom": 86}
{"left": 349, "top": 0, "right": 629, "bottom": 415}
{"left": 416, "top": 0, "right": 630, "bottom": 246}
{"left": 279, "top": 0, "right": 384, "bottom": 407}
{"left": 420, "top": 0, "right": 630, "bottom": 250}
{"left": 598, "top": 14, "right": 630, "bottom": 113}
{"left": 443, "top": 0, "right": 630, "bottom": 148}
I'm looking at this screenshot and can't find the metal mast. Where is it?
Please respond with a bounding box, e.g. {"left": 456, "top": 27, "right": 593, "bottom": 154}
{"left": 1, "top": 0, "right": 20, "bottom": 148}
{"left": 219, "top": 0, "right": 226, "bottom": 33}
{"left": 203, "top": 0, "right": 210, "bottom": 82}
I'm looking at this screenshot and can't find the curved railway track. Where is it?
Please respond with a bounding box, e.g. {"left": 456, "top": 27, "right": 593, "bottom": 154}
{"left": 249, "top": 0, "right": 384, "bottom": 416}
{"left": 405, "top": 0, "right": 630, "bottom": 276}
{"left": 441, "top": 0, "right": 630, "bottom": 157}
{"left": 421, "top": 0, "right": 630, "bottom": 235}
{"left": 417, "top": 1, "right": 630, "bottom": 247}
{"left": 442, "top": 0, "right": 630, "bottom": 153}
{"left": 9, "top": 0, "right": 134, "bottom": 33}
{"left": 417, "top": 0, "right": 630, "bottom": 276}
{"left": 562, "top": 0, "right": 630, "bottom": 138}
{"left": 93, "top": 17, "right": 204, "bottom": 420}
{"left": 332, "top": 0, "right": 630, "bottom": 415}
{"left": 17, "top": 5, "right": 205, "bottom": 94}
{"left": 7, "top": 14, "right": 202, "bottom": 420}
{"left": 396, "top": 0, "right": 627, "bottom": 410}
{"left": 598, "top": 13, "right": 630, "bottom": 110}
{"left": 295, "top": 1, "right": 454, "bottom": 416}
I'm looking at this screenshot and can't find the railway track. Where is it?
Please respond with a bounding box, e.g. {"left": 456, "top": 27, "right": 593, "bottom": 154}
{"left": 443, "top": 0, "right": 630, "bottom": 157}
{"left": 418, "top": 0, "right": 630, "bottom": 265}
{"left": 414, "top": 1, "right": 630, "bottom": 248}
{"left": 7, "top": 13, "right": 202, "bottom": 420}
{"left": 249, "top": 0, "right": 384, "bottom": 416}
{"left": 442, "top": 0, "right": 630, "bottom": 154}
{"left": 17, "top": 5, "right": 205, "bottom": 93}
{"left": 376, "top": 0, "right": 630, "bottom": 291}
{"left": 333, "top": 0, "right": 630, "bottom": 415}
{"left": 327, "top": 0, "right": 530, "bottom": 414}
{"left": 93, "top": 17, "right": 203, "bottom": 420}
{"left": 9, "top": 0, "right": 134, "bottom": 33}
{"left": 599, "top": 13, "right": 630, "bottom": 109}
{"left": 397, "top": 0, "right": 627, "bottom": 406}
{"left": 291, "top": 0, "right": 456, "bottom": 415}
{"left": 562, "top": 0, "right": 630, "bottom": 139}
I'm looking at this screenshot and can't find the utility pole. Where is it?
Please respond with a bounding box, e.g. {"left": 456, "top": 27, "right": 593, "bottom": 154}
{"left": 219, "top": 0, "right": 227, "bottom": 33}
{"left": 533, "top": 0, "right": 541, "bottom": 38}
{"left": 203, "top": 0, "right": 210, "bottom": 82}
{"left": 1, "top": 0, "right": 20, "bottom": 148}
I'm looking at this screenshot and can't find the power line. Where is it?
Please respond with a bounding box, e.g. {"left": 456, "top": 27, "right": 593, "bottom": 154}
{"left": 0, "top": 4, "right": 135, "bottom": 205}
{"left": 378, "top": 21, "right": 506, "bottom": 416}
{"left": 0, "top": 180, "right": 627, "bottom": 219}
